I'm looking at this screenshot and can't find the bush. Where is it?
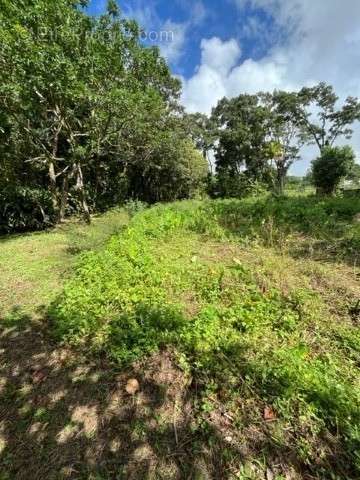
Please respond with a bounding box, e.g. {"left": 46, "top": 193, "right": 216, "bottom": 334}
{"left": 208, "top": 172, "right": 268, "bottom": 199}
{"left": 311, "top": 146, "right": 355, "bottom": 195}
{"left": 0, "top": 186, "right": 55, "bottom": 234}
{"left": 123, "top": 199, "right": 149, "bottom": 217}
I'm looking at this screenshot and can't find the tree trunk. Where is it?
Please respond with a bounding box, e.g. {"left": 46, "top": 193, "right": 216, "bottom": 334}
{"left": 59, "top": 174, "right": 69, "bottom": 223}
{"left": 48, "top": 160, "right": 59, "bottom": 217}
{"left": 75, "top": 162, "right": 91, "bottom": 224}
{"left": 275, "top": 157, "right": 287, "bottom": 196}
{"left": 277, "top": 172, "right": 285, "bottom": 195}
{"left": 49, "top": 123, "right": 61, "bottom": 221}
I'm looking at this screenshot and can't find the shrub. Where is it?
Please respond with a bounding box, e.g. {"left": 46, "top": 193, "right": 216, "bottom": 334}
{"left": 209, "top": 172, "right": 268, "bottom": 199}
{"left": 0, "top": 186, "right": 55, "bottom": 234}
{"left": 311, "top": 146, "right": 356, "bottom": 195}
{"left": 123, "top": 199, "right": 149, "bottom": 217}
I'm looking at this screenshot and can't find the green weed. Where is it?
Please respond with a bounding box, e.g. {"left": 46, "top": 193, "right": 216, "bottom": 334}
{"left": 50, "top": 198, "right": 360, "bottom": 477}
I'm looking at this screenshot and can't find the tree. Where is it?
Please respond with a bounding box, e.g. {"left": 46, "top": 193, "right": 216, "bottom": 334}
{"left": 0, "top": 0, "right": 183, "bottom": 230}
{"left": 182, "top": 113, "right": 216, "bottom": 173}
{"left": 178, "top": 139, "right": 209, "bottom": 198}
{"left": 311, "top": 146, "right": 355, "bottom": 195}
{"left": 211, "top": 92, "right": 302, "bottom": 196}
{"left": 260, "top": 91, "right": 302, "bottom": 194}
{"left": 290, "top": 83, "right": 360, "bottom": 153}
{"left": 212, "top": 95, "right": 271, "bottom": 183}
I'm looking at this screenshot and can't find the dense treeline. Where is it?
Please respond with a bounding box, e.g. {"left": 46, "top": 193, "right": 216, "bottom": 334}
{"left": 0, "top": 0, "right": 207, "bottom": 232}
{"left": 1, "top": 0, "right": 360, "bottom": 233}
{"left": 208, "top": 86, "right": 360, "bottom": 197}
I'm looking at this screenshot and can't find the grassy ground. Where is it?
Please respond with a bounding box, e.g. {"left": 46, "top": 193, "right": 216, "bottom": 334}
{"left": 0, "top": 197, "right": 359, "bottom": 479}
{"left": 0, "top": 208, "right": 129, "bottom": 321}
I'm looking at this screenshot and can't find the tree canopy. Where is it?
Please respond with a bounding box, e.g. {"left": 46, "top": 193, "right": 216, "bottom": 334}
{"left": 311, "top": 146, "right": 356, "bottom": 195}
{"left": 1, "top": 0, "right": 360, "bottom": 233}
{"left": 0, "top": 0, "right": 207, "bottom": 231}
{"left": 209, "top": 86, "right": 359, "bottom": 197}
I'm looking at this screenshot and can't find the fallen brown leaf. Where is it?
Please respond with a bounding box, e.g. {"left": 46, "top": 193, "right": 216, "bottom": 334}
{"left": 264, "top": 406, "right": 276, "bottom": 422}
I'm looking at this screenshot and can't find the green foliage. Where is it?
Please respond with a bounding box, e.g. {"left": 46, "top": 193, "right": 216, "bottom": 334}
{"left": 123, "top": 199, "right": 149, "bottom": 217}
{"left": 2, "top": 11, "right": 359, "bottom": 237}
{"left": 211, "top": 91, "right": 303, "bottom": 194}
{"left": 178, "top": 139, "right": 209, "bottom": 198}
{"left": 296, "top": 83, "right": 360, "bottom": 151}
{"left": 210, "top": 84, "right": 360, "bottom": 198}
{"left": 311, "top": 146, "right": 356, "bottom": 195}
{"left": 182, "top": 112, "right": 216, "bottom": 171}
{"left": 129, "top": 138, "right": 209, "bottom": 203}
{"left": 0, "top": 0, "right": 197, "bottom": 231}
{"left": 212, "top": 94, "right": 272, "bottom": 183}
{"left": 0, "top": 186, "right": 55, "bottom": 234}
{"left": 50, "top": 199, "right": 360, "bottom": 474}
{"left": 209, "top": 172, "right": 268, "bottom": 199}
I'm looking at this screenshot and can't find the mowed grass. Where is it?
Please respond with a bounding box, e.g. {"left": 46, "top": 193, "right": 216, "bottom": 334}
{"left": 1, "top": 197, "right": 360, "bottom": 479}
{"left": 0, "top": 208, "right": 129, "bottom": 321}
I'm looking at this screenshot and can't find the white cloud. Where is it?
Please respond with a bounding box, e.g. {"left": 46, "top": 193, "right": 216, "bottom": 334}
{"left": 123, "top": 0, "right": 207, "bottom": 64}
{"left": 181, "top": 38, "right": 240, "bottom": 113}
{"left": 200, "top": 38, "right": 241, "bottom": 75}
{"left": 181, "top": 39, "right": 291, "bottom": 114}
{"left": 160, "top": 20, "right": 188, "bottom": 63}
{"left": 180, "top": 65, "right": 228, "bottom": 113}
{"left": 182, "top": 0, "right": 360, "bottom": 173}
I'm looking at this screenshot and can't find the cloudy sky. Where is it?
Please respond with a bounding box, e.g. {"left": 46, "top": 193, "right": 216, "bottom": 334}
{"left": 87, "top": 0, "right": 360, "bottom": 174}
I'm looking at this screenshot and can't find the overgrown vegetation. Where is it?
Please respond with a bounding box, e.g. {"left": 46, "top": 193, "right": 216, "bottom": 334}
{"left": 49, "top": 197, "right": 360, "bottom": 478}
{"left": 1, "top": 1, "right": 360, "bottom": 478}
{"left": 0, "top": 0, "right": 207, "bottom": 233}
{"left": 2, "top": 2, "right": 360, "bottom": 234}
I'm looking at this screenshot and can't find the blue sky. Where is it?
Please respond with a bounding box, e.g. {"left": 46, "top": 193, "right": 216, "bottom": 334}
{"left": 87, "top": 0, "right": 360, "bottom": 175}
{"left": 87, "top": 0, "right": 281, "bottom": 78}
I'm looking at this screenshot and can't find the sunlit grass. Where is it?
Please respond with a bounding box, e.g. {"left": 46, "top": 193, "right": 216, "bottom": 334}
{"left": 0, "top": 208, "right": 128, "bottom": 321}
{"left": 50, "top": 198, "right": 360, "bottom": 477}
{"left": 1, "top": 197, "right": 360, "bottom": 477}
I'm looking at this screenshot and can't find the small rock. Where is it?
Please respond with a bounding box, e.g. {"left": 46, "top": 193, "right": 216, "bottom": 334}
{"left": 125, "top": 378, "right": 140, "bottom": 395}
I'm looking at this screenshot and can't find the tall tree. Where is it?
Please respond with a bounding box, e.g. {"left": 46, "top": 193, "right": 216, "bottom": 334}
{"left": 0, "top": 0, "right": 183, "bottom": 228}
{"left": 211, "top": 94, "right": 271, "bottom": 182}
{"left": 290, "top": 83, "right": 360, "bottom": 153}
{"left": 261, "top": 91, "right": 302, "bottom": 194}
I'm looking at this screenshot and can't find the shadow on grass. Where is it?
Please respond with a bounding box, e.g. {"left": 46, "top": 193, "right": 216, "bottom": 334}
{"left": 0, "top": 312, "right": 245, "bottom": 480}
{"left": 0, "top": 309, "right": 356, "bottom": 480}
